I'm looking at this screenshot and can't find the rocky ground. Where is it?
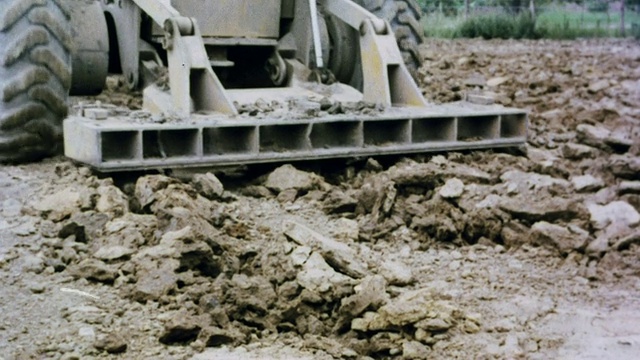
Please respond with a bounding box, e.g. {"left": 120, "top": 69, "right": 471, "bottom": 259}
{"left": 1, "top": 38, "right": 639, "bottom": 360}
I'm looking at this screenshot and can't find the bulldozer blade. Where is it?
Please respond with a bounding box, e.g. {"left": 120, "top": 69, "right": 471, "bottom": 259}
{"left": 64, "top": 88, "right": 527, "bottom": 172}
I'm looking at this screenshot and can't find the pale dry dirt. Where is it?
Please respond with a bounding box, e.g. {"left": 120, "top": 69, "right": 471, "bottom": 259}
{"left": 1, "top": 39, "right": 640, "bottom": 360}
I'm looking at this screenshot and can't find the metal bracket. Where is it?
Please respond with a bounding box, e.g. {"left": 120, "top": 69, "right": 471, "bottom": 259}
{"left": 131, "top": 0, "right": 237, "bottom": 116}
{"left": 321, "top": 0, "right": 427, "bottom": 107}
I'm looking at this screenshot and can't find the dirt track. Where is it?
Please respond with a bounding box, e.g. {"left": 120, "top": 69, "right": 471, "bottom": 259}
{"left": 1, "top": 39, "right": 639, "bottom": 359}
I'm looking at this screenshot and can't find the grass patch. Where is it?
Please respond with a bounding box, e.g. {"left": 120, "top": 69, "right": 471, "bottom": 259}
{"left": 455, "top": 12, "right": 540, "bottom": 39}
{"left": 423, "top": 8, "right": 640, "bottom": 39}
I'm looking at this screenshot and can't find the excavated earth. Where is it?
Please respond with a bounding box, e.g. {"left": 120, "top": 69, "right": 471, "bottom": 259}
{"left": 1, "top": 39, "right": 640, "bottom": 359}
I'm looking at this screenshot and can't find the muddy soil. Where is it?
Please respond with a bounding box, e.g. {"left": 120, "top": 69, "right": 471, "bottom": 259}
{"left": 1, "top": 39, "right": 639, "bottom": 360}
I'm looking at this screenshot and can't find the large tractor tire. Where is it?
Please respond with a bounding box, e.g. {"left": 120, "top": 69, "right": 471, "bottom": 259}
{"left": 0, "top": 0, "right": 72, "bottom": 163}
{"left": 360, "top": 0, "right": 424, "bottom": 79}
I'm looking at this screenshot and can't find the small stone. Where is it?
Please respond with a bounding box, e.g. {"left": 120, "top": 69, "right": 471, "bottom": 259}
{"left": 609, "top": 155, "right": 640, "bottom": 180}
{"left": 379, "top": 260, "right": 414, "bottom": 286}
{"left": 403, "top": 340, "right": 430, "bottom": 359}
{"left": 94, "top": 333, "right": 127, "bottom": 354}
{"left": 21, "top": 254, "right": 45, "bottom": 274}
{"left": 487, "top": 76, "right": 510, "bottom": 87}
{"left": 284, "top": 221, "right": 367, "bottom": 278}
{"left": 159, "top": 311, "right": 202, "bottom": 344}
{"left": 439, "top": 178, "right": 465, "bottom": 199}
{"left": 290, "top": 246, "right": 312, "bottom": 266}
{"left": 415, "top": 317, "right": 452, "bottom": 331}
{"left": 530, "top": 221, "right": 589, "bottom": 255}
{"left": 78, "top": 326, "right": 96, "bottom": 340}
{"left": 586, "top": 236, "right": 609, "bottom": 257}
{"left": 571, "top": 175, "right": 604, "bottom": 193}
{"left": 339, "top": 275, "right": 388, "bottom": 319}
{"left": 331, "top": 218, "right": 359, "bottom": 241}
{"left": 95, "top": 185, "right": 129, "bottom": 217}
{"left": 619, "top": 181, "right": 640, "bottom": 195}
{"left": 192, "top": 173, "right": 224, "bottom": 200}
{"left": 561, "top": 143, "right": 597, "bottom": 160}
{"left": 2, "top": 198, "right": 22, "bottom": 217}
{"left": 613, "top": 230, "right": 640, "bottom": 251}
{"left": 276, "top": 188, "right": 298, "bottom": 203}
{"left": 93, "top": 246, "right": 134, "bottom": 261}
{"left": 68, "top": 259, "right": 118, "bottom": 283}
{"left": 576, "top": 124, "right": 611, "bottom": 149}
{"left": 588, "top": 79, "right": 609, "bottom": 93}
{"left": 27, "top": 281, "right": 46, "bottom": 294}
{"left": 134, "top": 175, "right": 179, "bottom": 209}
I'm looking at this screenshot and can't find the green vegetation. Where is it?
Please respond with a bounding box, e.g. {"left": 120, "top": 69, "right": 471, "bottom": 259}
{"left": 455, "top": 12, "right": 540, "bottom": 39}
{"left": 419, "top": 1, "right": 640, "bottom": 39}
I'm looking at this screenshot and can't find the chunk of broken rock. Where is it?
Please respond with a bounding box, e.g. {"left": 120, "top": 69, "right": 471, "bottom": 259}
{"left": 296, "top": 252, "right": 356, "bottom": 302}
{"left": 439, "top": 178, "right": 465, "bottom": 199}
{"left": 94, "top": 333, "right": 127, "bottom": 354}
{"left": 576, "top": 124, "right": 611, "bottom": 149}
{"left": 284, "top": 221, "right": 367, "bottom": 278}
{"left": 500, "top": 196, "right": 585, "bottom": 222}
{"left": 264, "top": 164, "right": 325, "bottom": 193}
{"left": 379, "top": 260, "right": 414, "bottom": 286}
{"left": 609, "top": 155, "right": 640, "bottom": 180}
{"left": 529, "top": 221, "right": 589, "bottom": 255}
{"left": 33, "top": 187, "right": 93, "bottom": 222}
{"left": 587, "top": 201, "right": 640, "bottom": 230}
{"left": 134, "top": 175, "right": 179, "bottom": 209}
{"left": 561, "top": 143, "right": 597, "bottom": 160}
{"left": 69, "top": 258, "right": 118, "bottom": 283}
{"left": 93, "top": 245, "right": 134, "bottom": 261}
{"left": 192, "top": 172, "right": 224, "bottom": 200}
{"left": 571, "top": 174, "right": 604, "bottom": 193}
{"left": 159, "top": 311, "right": 203, "bottom": 344}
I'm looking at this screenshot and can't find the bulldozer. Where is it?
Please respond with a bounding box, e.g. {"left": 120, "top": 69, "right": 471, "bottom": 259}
{"left": 0, "top": 0, "right": 527, "bottom": 171}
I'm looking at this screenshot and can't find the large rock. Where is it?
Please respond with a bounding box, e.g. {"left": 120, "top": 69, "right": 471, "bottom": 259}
{"left": 561, "top": 143, "right": 598, "bottom": 160}
{"left": 284, "top": 221, "right": 367, "bottom": 278}
{"left": 134, "top": 175, "right": 179, "bottom": 208}
{"left": 192, "top": 172, "right": 224, "bottom": 200}
{"left": 587, "top": 201, "right": 640, "bottom": 230}
{"left": 264, "top": 164, "right": 325, "bottom": 193}
{"left": 500, "top": 196, "right": 586, "bottom": 223}
{"left": 33, "top": 187, "right": 93, "bottom": 222}
{"left": 95, "top": 185, "right": 129, "bottom": 218}
{"left": 439, "top": 178, "right": 465, "bottom": 199}
{"left": 529, "top": 222, "right": 590, "bottom": 255}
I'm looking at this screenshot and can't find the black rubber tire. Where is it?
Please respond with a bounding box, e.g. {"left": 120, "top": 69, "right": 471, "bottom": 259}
{"left": 359, "top": 0, "right": 424, "bottom": 79}
{"left": 0, "top": 0, "right": 72, "bottom": 163}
